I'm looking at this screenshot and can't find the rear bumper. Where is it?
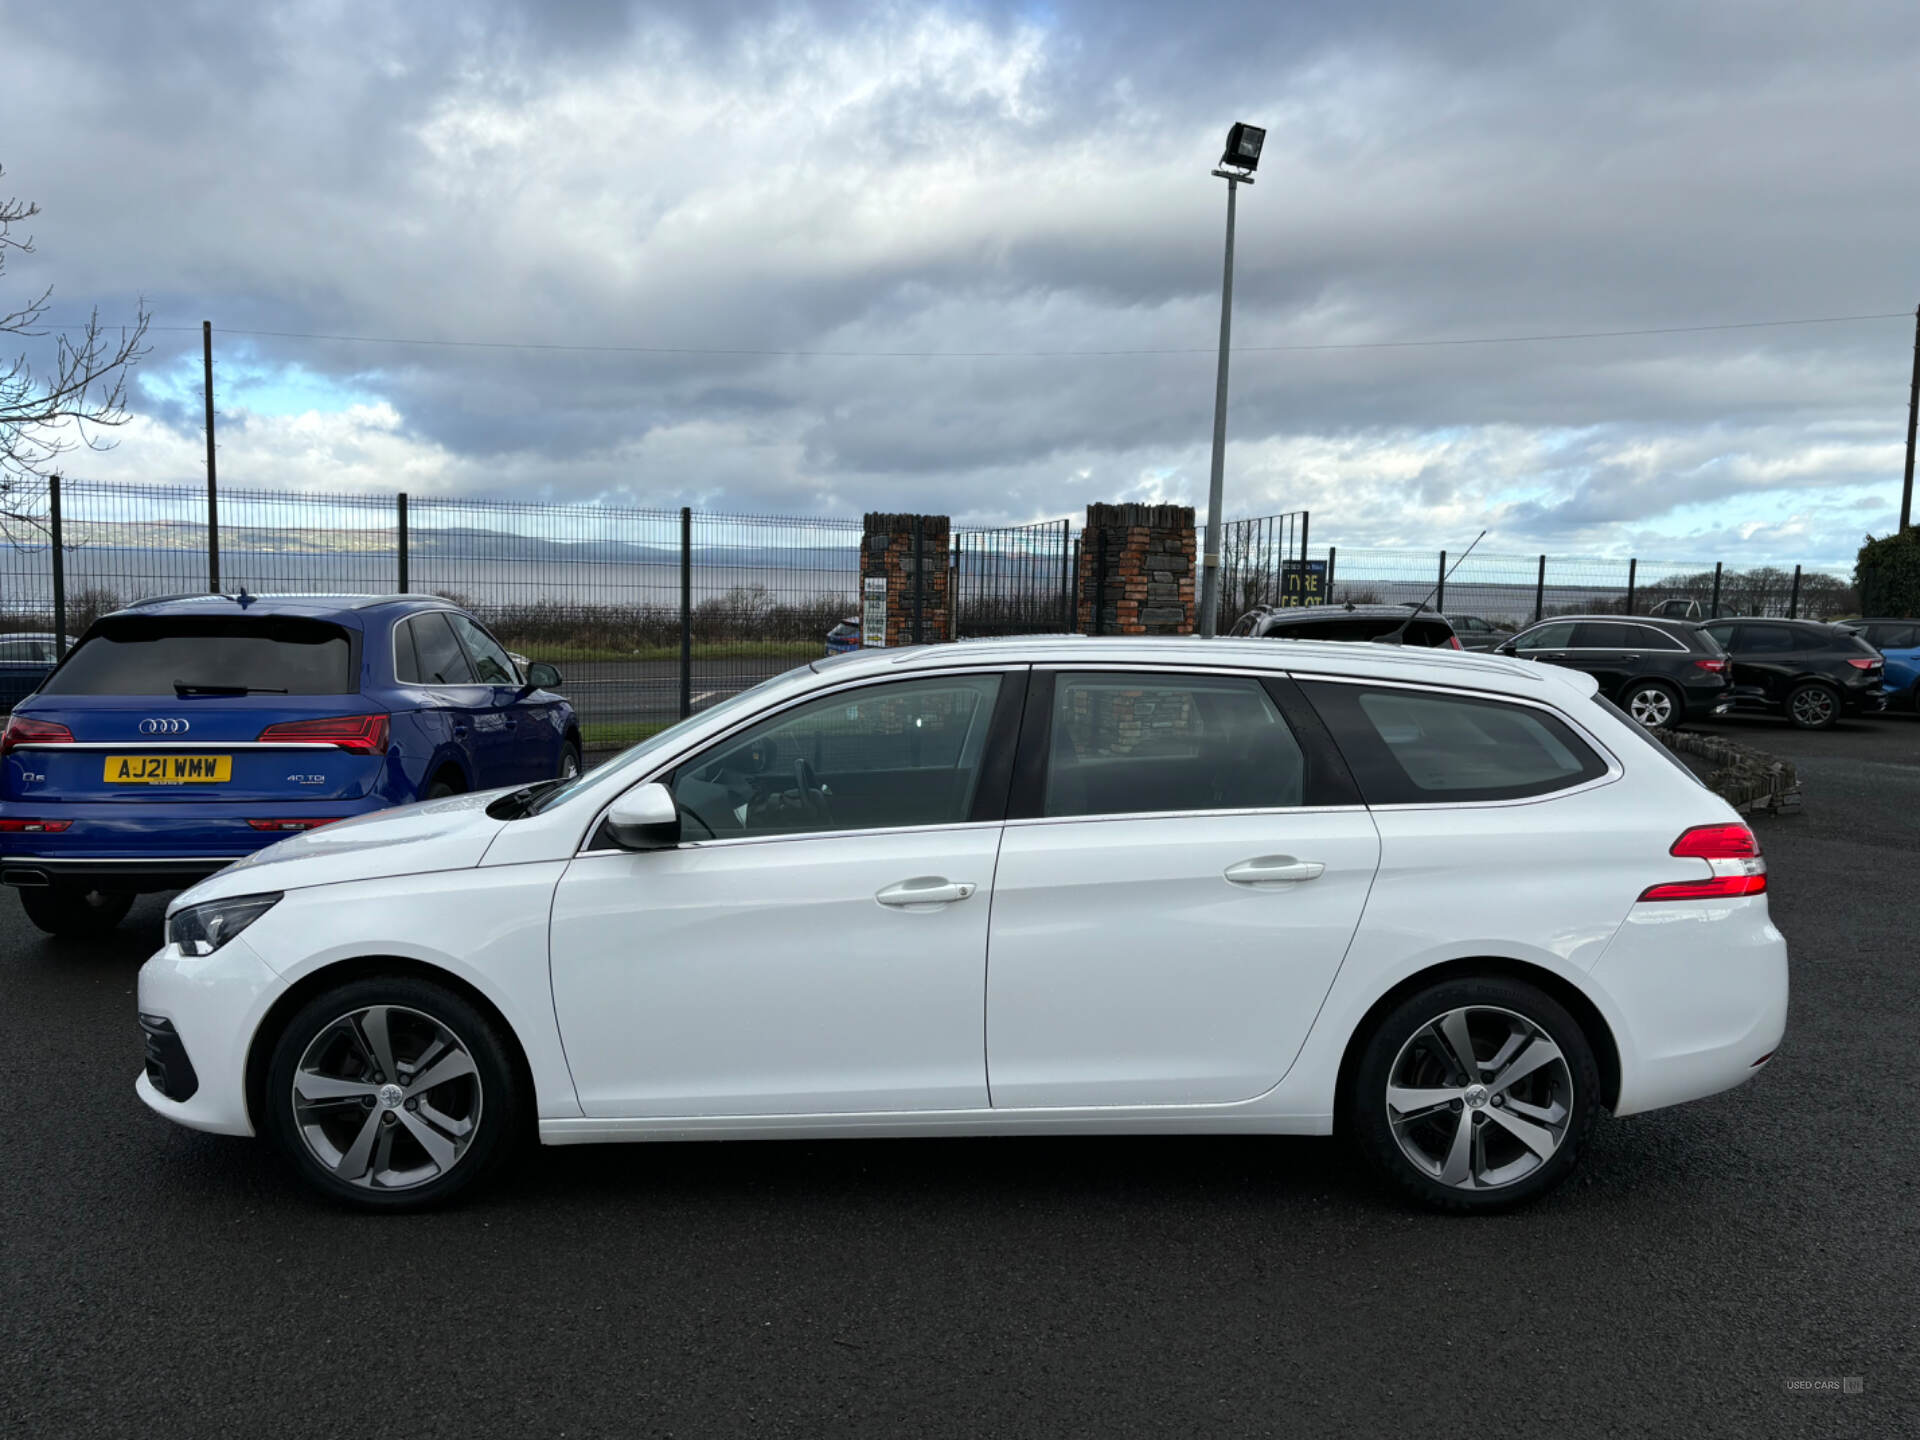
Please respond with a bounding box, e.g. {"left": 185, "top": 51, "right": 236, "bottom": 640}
{"left": 1591, "top": 896, "right": 1789, "bottom": 1117}
{"left": 0, "top": 793, "right": 399, "bottom": 892}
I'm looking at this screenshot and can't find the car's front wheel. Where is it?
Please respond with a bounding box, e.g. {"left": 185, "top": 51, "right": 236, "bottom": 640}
{"left": 558, "top": 739, "right": 582, "bottom": 780}
{"left": 19, "top": 883, "right": 134, "bottom": 938}
{"left": 1346, "top": 976, "right": 1601, "bottom": 1212}
{"left": 262, "top": 975, "right": 522, "bottom": 1211}
{"left": 1622, "top": 679, "right": 1682, "bottom": 730}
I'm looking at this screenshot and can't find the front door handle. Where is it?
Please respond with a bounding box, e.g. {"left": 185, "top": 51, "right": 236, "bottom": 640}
{"left": 876, "top": 876, "right": 977, "bottom": 909}
{"left": 1224, "top": 856, "right": 1325, "bottom": 886}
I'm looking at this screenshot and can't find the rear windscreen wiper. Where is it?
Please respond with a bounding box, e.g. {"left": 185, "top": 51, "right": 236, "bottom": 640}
{"left": 172, "top": 682, "right": 290, "bottom": 696}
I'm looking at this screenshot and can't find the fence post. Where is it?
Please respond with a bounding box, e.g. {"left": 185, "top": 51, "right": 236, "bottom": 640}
{"left": 1534, "top": 555, "right": 1546, "bottom": 623}
{"left": 1071, "top": 535, "right": 1084, "bottom": 633}
{"left": 49, "top": 475, "right": 66, "bottom": 653}
{"left": 911, "top": 516, "right": 925, "bottom": 644}
{"left": 1436, "top": 550, "right": 1447, "bottom": 613}
{"left": 679, "top": 508, "right": 692, "bottom": 719}
{"left": 1625, "top": 557, "right": 1636, "bottom": 615}
{"left": 1059, "top": 519, "right": 1073, "bottom": 633}
{"left": 1710, "top": 562, "right": 1723, "bottom": 619}
{"left": 1298, "top": 511, "right": 1310, "bottom": 577}
{"left": 1326, "top": 546, "right": 1337, "bottom": 601}
{"left": 396, "top": 492, "right": 409, "bottom": 593}
{"left": 1789, "top": 564, "right": 1802, "bottom": 619}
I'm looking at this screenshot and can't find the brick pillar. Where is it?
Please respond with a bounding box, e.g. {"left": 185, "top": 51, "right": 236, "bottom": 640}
{"left": 1077, "top": 503, "right": 1196, "bottom": 635}
{"left": 860, "top": 513, "right": 951, "bottom": 647}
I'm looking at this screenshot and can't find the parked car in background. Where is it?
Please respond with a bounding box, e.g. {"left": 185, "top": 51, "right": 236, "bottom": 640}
{"left": 1445, "top": 614, "right": 1516, "bottom": 651}
{"left": 135, "top": 636, "right": 1785, "bottom": 1214}
{"left": 825, "top": 616, "right": 861, "bottom": 655}
{"left": 1230, "top": 603, "right": 1461, "bottom": 648}
{"left": 0, "top": 632, "right": 63, "bottom": 712}
{"left": 0, "top": 593, "right": 578, "bottom": 937}
{"left": 1840, "top": 618, "right": 1920, "bottom": 711}
{"left": 1699, "top": 617, "right": 1884, "bottom": 729}
{"left": 1496, "top": 616, "right": 1730, "bottom": 729}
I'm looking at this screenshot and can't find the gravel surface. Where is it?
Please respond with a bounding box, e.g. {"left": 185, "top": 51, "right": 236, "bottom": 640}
{"left": 2, "top": 712, "right": 1913, "bottom": 1437}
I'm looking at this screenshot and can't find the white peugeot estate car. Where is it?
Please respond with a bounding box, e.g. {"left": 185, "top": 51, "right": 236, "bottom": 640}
{"left": 135, "top": 637, "right": 1787, "bottom": 1213}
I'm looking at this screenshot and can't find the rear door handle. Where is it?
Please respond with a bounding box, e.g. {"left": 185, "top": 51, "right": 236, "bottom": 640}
{"left": 1224, "top": 856, "right": 1325, "bottom": 885}
{"left": 876, "top": 877, "right": 976, "bottom": 908}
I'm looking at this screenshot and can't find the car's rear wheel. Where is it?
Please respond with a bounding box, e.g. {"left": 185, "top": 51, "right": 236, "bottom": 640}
{"left": 262, "top": 975, "right": 522, "bottom": 1211}
{"left": 1786, "top": 681, "right": 1840, "bottom": 730}
{"left": 1346, "top": 976, "right": 1600, "bottom": 1213}
{"left": 19, "top": 883, "right": 135, "bottom": 938}
{"left": 1622, "top": 680, "right": 1682, "bottom": 730}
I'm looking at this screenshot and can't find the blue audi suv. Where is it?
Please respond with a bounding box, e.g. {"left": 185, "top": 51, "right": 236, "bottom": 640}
{"left": 0, "top": 593, "right": 578, "bottom": 935}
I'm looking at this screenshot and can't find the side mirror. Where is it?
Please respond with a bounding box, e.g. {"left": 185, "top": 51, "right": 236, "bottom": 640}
{"left": 526, "top": 661, "right": 563, "bottom": 690}
{"left": 605, "top": 782, "right": 680, "bottom": 851}
{"left": 1496, "top": 641, "right": 1518, "bottom": 656}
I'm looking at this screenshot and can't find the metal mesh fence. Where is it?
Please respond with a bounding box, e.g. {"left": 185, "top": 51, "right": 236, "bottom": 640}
{"left": 0, "top": 483, "right": 1865, "bottom": 744}
{"left": 952, "top": 519, "right": 1076, "bottom": 637}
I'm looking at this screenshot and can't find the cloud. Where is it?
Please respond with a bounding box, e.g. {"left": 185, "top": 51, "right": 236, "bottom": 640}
{"left": 5, "top": 0, "right": 1918, "bottom": 568}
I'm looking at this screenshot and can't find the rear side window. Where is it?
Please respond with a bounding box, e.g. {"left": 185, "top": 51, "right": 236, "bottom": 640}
{"left": 1868, "top": 623, "right": 1915, "bottom": 649}
{"left": 1044, "top": 673, "right": 1306, "bottom": 817}
{"left": 1790, "top": 626, "right": 1836, "bottom": 653}
{"left": 1571, "top": 622, "right": 1632, "bottom": 648}
{"left": 40, "top": 617, "right": 354, "bottom": 696}
{"left": 1301, "top": 682, "right": 1609, "bottom": 804}
{"left": 1737, "top": 624, "right": 1794, "bottom": 652}
{"left": 400, "top": 613, "right": 476, "bottom": 685}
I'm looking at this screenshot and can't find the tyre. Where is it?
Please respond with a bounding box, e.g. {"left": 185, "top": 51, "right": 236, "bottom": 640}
{"left": 423, "top": 775, "right": 461, "bottom": 800}
{"left": 19, "top": 883, "right": 135, "bottom": 938}
{"left": 558, "top": 739, "right": 582, "bottom": 781}
{"left": 262, "top": 975, "right": 522, "bottom": 1211}
{"left": 1621, "top": 679, "right": 1683, "bottom": 730}
{"left": 1346, "top": 976, "right": 1601, "bottom": 1213}
{"left": 1786, "top": 681, "right": 1840, "bottom": 730}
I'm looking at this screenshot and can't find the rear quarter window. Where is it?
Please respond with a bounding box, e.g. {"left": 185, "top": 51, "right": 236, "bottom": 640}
{"left": 39, "top": 617, "right": 356, "bottom": 696}
{"left": 1301, "top": 682, "right": 1609, "bottom": 804}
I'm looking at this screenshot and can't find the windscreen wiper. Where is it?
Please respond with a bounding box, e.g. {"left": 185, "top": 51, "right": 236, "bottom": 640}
{"left": 172, "top": 682, "right": 290, "bottom": 696}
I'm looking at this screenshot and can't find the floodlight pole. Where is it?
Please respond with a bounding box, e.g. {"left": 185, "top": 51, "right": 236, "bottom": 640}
{"left": 1198, "top": 168, "right": 1250, "bottom": 638}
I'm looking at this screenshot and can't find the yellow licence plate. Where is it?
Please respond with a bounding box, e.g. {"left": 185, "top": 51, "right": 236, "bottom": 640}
{"left": 104, "top": 755, "right": 233, "bottom": 785}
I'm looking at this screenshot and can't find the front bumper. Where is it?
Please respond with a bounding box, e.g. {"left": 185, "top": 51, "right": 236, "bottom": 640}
{"left": 134, "top": 935, "right": 287, "bottom": 1136}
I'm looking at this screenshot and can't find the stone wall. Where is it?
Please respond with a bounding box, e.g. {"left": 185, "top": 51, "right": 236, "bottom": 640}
{"left": 1076, "top": 503, "right": 1196, "bottom": 635}
{"left": 860, "top": 513, "right": 951, "bottom": 647}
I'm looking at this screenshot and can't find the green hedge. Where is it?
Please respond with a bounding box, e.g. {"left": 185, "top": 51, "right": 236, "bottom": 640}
{"left": 1855, "top": 530, "right": 1920, "bottom": 617}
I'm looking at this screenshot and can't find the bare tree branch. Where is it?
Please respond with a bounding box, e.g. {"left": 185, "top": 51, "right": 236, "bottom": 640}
{"left": 0, "top": 163, "right": 151, "bottom": 542}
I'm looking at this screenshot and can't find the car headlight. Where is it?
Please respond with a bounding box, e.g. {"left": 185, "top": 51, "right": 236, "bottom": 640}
{"left": 166, "top": 892, "right": 282, "bottom": 957}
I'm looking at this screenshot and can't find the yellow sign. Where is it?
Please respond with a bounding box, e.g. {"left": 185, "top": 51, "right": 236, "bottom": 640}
{"left": 104, "top": 755, "right": 233, "bottom": 785}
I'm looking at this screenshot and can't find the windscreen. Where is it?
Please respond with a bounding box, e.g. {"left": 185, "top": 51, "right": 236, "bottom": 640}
{"left": 40, "top": 616, "right": 355, "bottom": 696}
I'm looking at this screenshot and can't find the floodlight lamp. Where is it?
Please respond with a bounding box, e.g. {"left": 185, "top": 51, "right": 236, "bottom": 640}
{"left": 1220, "top": 122, "right": 1265, "bottom": 173}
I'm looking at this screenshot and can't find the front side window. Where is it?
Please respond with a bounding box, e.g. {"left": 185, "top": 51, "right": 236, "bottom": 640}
{"left": 449, "top": 615, "right": 518, "bottom": 684}
{"left": 671, "top": 674, "right": 1003, "bottom": 840}
{"left": 1302, "top": 682, "right": 1608, "bottom": 805}
{"left": 402, "top": 613, "right": 476, "bottom": 686}
{"left": 1513, "top": 621, "right": 1575, "bottom": 652}
{"left": 1043, "top": 673, "right": 1306, "bottom": 817}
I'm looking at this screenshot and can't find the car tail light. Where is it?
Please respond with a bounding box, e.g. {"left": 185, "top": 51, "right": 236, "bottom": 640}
{"left": 1692, "top": 658, "right": 1728, "bottom": 674}
{"left": 1446, "top": 635, "right": 1463, "bottom": 650}
{"left": 1846, "top": 657, "right": 1878, "bottom": 670}
{"left": 1639, "top": 823, "right": 1766, "bottom": 901}
{"left": 257, "top": 714, "right": 389, "bottom": 754}
{"left": 1, "top": 715, "right": 74, "bottom": 756}
{"left": 247, "top": 818, "right": 342, "bottom": 832}
{"left": 0, "top": 818, "right": 71, "bottom": 832}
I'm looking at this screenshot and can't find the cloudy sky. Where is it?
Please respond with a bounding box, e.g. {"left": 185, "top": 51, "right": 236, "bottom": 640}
{"left": 7, "top": 0, "right": 1920, "bottom": 564}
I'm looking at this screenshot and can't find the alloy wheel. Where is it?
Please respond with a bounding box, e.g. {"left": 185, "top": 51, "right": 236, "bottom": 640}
{"left": 1626, "top": 686, "right": 1674, "bottom": 728}
{"left": 1384, "top": 1005, "right": 1574, "bottom": 1191}
{"left": 1790, "top": 686, "right": 1835, "bottom": 727}
{"left": 291, "top": 1004, "right": 483, "bottom": 1191}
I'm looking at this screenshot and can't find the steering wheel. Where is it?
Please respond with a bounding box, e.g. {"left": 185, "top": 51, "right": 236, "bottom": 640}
{"left": 792, "top": 758, "right": 836, "bottom": 827}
